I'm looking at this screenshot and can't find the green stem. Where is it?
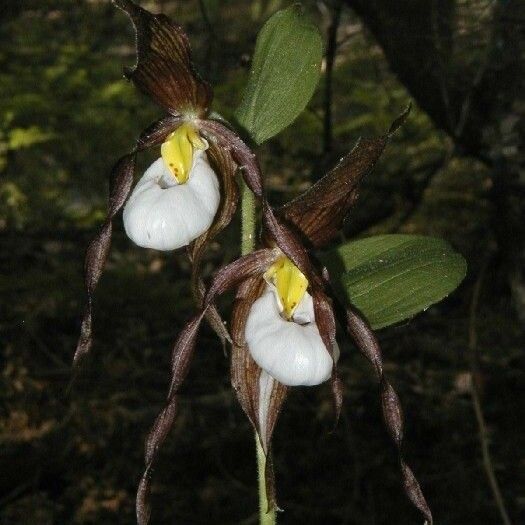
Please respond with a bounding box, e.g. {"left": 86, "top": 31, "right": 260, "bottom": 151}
{"left": 256, "top": 436, "right": 277, "bottom": 525}
{"left": 241, "top": 181, "right": 256, "bottom": 255}
{"left": 240, "top": 180, "right": 276, "bottom": 525}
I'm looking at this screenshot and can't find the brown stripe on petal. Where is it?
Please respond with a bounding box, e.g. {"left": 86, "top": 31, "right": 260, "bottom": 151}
{"left": 190, "top": 274, "right": 231, "bottom": 346}
{"left": 74, "top": 154, "right": 135, "bottom": 365}
{"left": 401, "top": 460, "right": 433, "bottom": 523}
{"left": 114, "top": 0, "right": 212, "bottom": 116}
{"left": 312, "top": 287, "right": 343, "bottom": 423}
{"left": 345, "top": 306, "right": 433, "bottom": 524}
{"left": 136, "top": 114, "right": 185, "bottom": 149}
{"left": 136, "top": 311, "right": 205, "bottom": 525}
{"left": 197, "top": 119, "right": 264, "bottom": 198}
{"left": 232, "top": 348, "right": 287, "bottom": 512}
{"left": 262, "top": 202, "right": 321, "bottom": 288}
{"left": 231, "top": 342, "right": 260, "bottom": 428}
{"left": 279, "top": 137, "right": 387, "bottom": 248}
{"left": 168, "top": 311, "right": 206, "bottom": 397}
{"left": 230, "top": 277, "right": 287, "bottom": 512}
{"left": 189, "top": 143, "right": 239, "bottom": 345}
{"left": 136, "top": 465, "right": 152, "bottom": 525}
{"left": 136, "top": 397, "right": 178, "bottom": 525}
{"left": 74, "top": 117, "right": 180, "bottom": 367}
{"left": 257, "top": 372, "right": 288, "bottom": 455}
{"left": 278, "top": 106, "right": 411, "bottom": 249}
{"left": 231, "top": 276, "right": 265, "bottom": 348}
{"left": 190, "top": 143, "right": 239, "bottom": 266}
{"left": 230, "top": 276, "right": 265, "bottom": 426}
{"left": 203, "top": 248, "right": 279, "bottom": 306}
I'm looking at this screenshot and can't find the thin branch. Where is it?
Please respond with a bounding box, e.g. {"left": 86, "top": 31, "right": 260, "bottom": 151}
{"left": 454, "top": 0, "right": 500, "bottom": 139}
{"left": 323, "top": 0, "right": 343, "bottom": 155}
{"left": 468, "top": 256, "right": 513, "bottom": 525}
{"left": 430, "top": 0, "right": 455, "bottom": 133}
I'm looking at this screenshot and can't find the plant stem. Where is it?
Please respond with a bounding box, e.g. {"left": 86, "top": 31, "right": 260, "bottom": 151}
{"left": 256, "top": 435, "right": 276, "bottom": 525}
{"left": 240, "top": 180, "right": 276, "bottom": 525}
{"left": 241, "top": 181, "right": 256, "bottom": 255}
{"left": 323, "top": 0, "right": 342, "bottom": 155}
{"left": 468, "top": 257, "right": 512, "bottom": 525}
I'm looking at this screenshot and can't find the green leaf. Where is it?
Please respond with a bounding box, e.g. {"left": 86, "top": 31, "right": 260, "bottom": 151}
{"left": 235, "top": 5, "right": 323, "bottom": 144}
{"left": 323, "top": 235, "right": 467, "bottom": 329}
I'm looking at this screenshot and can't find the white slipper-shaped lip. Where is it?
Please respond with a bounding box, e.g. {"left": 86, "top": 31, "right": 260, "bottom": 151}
{"left": 123, "top": 151, "right": 220, "bottom": 251}
{"left": 245, "top": 285, "right": 338, "bottom": 387}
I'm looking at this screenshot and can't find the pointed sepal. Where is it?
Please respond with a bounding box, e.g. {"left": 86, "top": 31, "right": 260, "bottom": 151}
{"left": 279, "top": 106, "right": 411, "bottom": 248}
{"left": 114, "top": 0, "right": 212, "bottom": 116}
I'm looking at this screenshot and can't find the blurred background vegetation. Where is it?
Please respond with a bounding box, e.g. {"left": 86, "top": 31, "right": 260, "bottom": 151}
{"left": 1, "top": 0, "right": 524, "bottom": 523}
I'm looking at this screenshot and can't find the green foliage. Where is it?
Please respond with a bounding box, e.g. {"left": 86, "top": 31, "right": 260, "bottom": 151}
{"left": 326, "top": 234, "right": 467, "bottom": 329}
{"left": 235, "top": 4, "right": 322, "bottom": 144}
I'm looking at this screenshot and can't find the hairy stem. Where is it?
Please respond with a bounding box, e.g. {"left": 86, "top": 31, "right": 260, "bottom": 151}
{"left": 241, "top": 180, "right": 276, "bottom": 525}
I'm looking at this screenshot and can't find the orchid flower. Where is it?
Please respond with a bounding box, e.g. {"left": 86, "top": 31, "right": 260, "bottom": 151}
{"left": 75, "top": 0, "right": 270, "bottom": 363}
{"left": 245, "top": 257, "right": 339, "bottom": 386}
{"left": 74, "top": 2, "right": 432, "bottom": 523}
{"left": 123, "top": 124, "right": 220, "bottom": 251}
{"left": 136, "top": 108, "right": 433, "bottom": 525}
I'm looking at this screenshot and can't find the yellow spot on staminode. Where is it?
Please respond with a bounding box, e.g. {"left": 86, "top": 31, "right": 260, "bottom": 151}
{"left": 161, "top": 123, "right": 207, "bottom": 184}
{"left": 265, "top": 257, "right": 308, "bottom": 320}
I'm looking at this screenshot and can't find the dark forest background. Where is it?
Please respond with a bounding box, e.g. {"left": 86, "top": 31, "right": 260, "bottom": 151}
{"left": 1, "top": 0, "right": 524, "bottom": 523}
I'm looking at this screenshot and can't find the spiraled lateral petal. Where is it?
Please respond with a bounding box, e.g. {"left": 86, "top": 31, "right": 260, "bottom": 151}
{"left": 311, "top": 287, "right": 344, "bottom": 423}
{"left": 278, "top": 106, "right": 411, "bottom": 248}
{"left": 189, "top": 143, "right": 239, "bottom": 345}
{"left": 198, "top": 119, "right": 264, "bottom": 198}
{"left": 203, "top": 248, "right": 280, "bottom": 305}
{"left": 345, "top": 306, "right": 433, "bottom": 525}
{"left": 114, "top": 0, "right": 212, "bottom": 116}
{"left": 74, "top": 116, "right": 184, "bottom": 366}
{"left": 74, "top": 154, "right": 134, "bottom": 365}
{"left": 137, "top": 311, "right": 205, "bottom": 525}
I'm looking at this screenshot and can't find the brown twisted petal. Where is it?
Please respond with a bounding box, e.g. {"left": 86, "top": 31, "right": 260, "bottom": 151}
{"left": 203, "top": 248, "right": 279, "bottom": 305}
{"left": 278, "top": 105, "right": 411, "bottom": 248}
{"left": 230, "top": 276, "right": 266, "bottom": 426}
{"left": 113, "top": 0, "right": 212, "bottom": 116}
{"left": 198, "top": 119, "right": 264, "bottom": 198}
{"left": 188, "top": 143, "right": 239, "bottom": 345}
{"left": 230, "top": 276, "right": 287, "bottom": 511}
{"left": 136, "top": 114, "right": 185, "bottom": 149}
{"left": 136, "top": 311, "right": 204, "bottom": 525}
{"left": 345, "top": 306, "right": 433, "bottom": 525}
{"left": 311, "top": 287, "right": 343, "bottom": 424}
{"left": 136, "top": 250, "right": 279, "bottom": 523}
{"left": 74, "top": 155, "right": 134, "bottom": 365}
{"left": 74, "top": 116, "right": 184, "bottom": 366}
{"left": 198, "top": 120, "right": 327, "bottom": 295}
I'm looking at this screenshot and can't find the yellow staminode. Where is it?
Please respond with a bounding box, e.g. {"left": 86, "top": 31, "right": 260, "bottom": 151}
{"left": 161, "top": 123, "right": 207, "bottom": 184}
{"left": 265, "top": 256, "right": 308, "bottom": 320}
